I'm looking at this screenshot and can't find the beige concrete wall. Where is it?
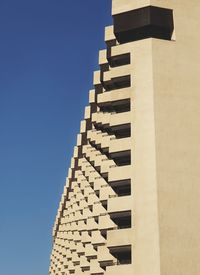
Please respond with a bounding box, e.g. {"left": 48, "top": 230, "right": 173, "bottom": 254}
{"left": 152, "top": 1, "right": 200, "bottom": 274}
{"left": 130, "top": 39, "right": 161, "bottom": 275}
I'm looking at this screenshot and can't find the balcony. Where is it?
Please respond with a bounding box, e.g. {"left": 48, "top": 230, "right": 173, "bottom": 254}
{"left": 108, "top": 195, "right": 132, "bottom": 213}
{"left": 102, "top": 74, "right": 131, "bottom": 91}
{"left": 92, "top": 111, "right": 131, "bottom": 139}
{"left": 97, "top": 88, "right": 131, "bottom": 111}
{"left": 109, "top": 149, "right": 131, "bottom": 166}
{"left": 108, "top": 52, "right": 130, "bottom": 68}
{"left": 110, "top": 179, "right": 131, "bottom": 197}
{"left": 98, "top": 98, "right": 130, "bottom": 114}
{"left": 108, "top": 245, "right": 132, "bottom": 265}
{"left": 108, "top": 165, "right": 131, "bottom": 182}
{"left": 109, "top": 211, "right": 131, "bottom": 230}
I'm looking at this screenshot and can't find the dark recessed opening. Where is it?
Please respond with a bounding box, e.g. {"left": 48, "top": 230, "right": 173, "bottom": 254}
{"left": 89, "top": 141, "right": 109, "bottom": 159}
{"left": 87, "top": 255, "right": 97, "bottom": 261}
{"left": 102, "top": 172, "right": 108, "bottom": 181}
{"left": 82, "top": 266, "right": 90, "bottom": 272}
{"left": 110, "top": 150, "right": 131, "bottom": 166}
{"left": 102, "top": 75, "right": 131, "bottom": 91}
{"left": 95, "top": 166, "right": 101, "bottom": 173}
{"left": 110, "top": 179, "right": 131, "bottom": 196}
{"left": 93, "top": 123, "right": 131, "bottom": 139}
{"left": 94, "top": 216, "right": 99, "bottom": 224}
{"left": 101, "top": 200, "right": 108, "bottom": 210}
{"left": 90, "top": 183, "right": 94, "bottom": 189}
{"left": 99, "top": 260, "right": 113, "bottom": 271}
{"left": 109, "top": 245, "right": 132, "bottom": 265}
{"left": 99, "top": 99, "right": 130, "bottom": 113}
{"left": 113, "top": 6, "right": 174, "bottom": 43}
{"left": 110, "top": 211, "right": 131, "bottom": 229}
{"left": 100, "top": 230, "right": 107, "bottom": 239}
{"left": 108, "top": 53, "right": 130, "bottom": 67}
{"left": 110, "top": 123, "right": 131, "bottom": 139}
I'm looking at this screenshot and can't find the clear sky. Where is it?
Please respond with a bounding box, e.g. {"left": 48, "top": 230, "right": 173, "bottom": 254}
{"left": 0, "top": 1, "right": 112, "bottom": 274}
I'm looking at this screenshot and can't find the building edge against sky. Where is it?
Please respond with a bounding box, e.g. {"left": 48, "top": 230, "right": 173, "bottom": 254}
{"left": 50, "top": 1, "right": 200, "bottom": 274}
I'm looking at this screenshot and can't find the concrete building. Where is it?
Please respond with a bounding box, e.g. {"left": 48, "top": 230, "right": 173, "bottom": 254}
{"left": 49, "top": 1, "right": 200, "bottom": 274}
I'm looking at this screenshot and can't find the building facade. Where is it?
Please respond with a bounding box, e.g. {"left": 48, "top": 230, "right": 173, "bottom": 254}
{"left": 50, "top": 1, "right": 200, "bottom": 274}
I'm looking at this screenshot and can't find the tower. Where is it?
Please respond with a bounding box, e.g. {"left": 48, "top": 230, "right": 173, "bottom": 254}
{"left": 49, "top": 1, "right": 200, "bottom": 274}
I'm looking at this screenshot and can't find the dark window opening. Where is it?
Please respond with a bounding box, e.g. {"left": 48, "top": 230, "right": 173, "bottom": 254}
{"left": 110, "top": 211, "right": 131, "bottom": 229}
{"left": 110, "top": 150, "right": 131, "bottom": 166}
{"left": 93, "top": 123, "right": 131, "bottom": 139}
{"left": 110, "top": 179, "right": 131, "bottom": 196}
{"left": 99, "top": 99, "right": 130, "bottom": 114}
{"left": 102, "top": 75, "right": 131, "bottom": 91}
{"left": 110, "top": 124, "right": 131, "bottom": 139}
{"left": 108, "top": 53, "right": 130, "bottom": 67}
{"left": 109, "top": 245, "right": 132, "bottom": 265}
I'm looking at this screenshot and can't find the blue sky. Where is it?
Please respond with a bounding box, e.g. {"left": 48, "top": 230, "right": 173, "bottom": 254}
{"left": 0, "top": 1, "right": 111, "bottom": 274}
